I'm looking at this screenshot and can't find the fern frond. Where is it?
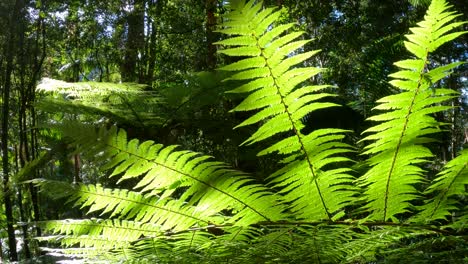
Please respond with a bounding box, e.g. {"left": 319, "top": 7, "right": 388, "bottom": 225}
{"left": 217, "top": 0, "right": 356, "bottom": 221}
{"left": 37, "top": 181, "right": 214, "bottom": 230}
{"left": 343, "top": 226, "right": 427, "bottom": 263}
{"left": 36, "top": 78, "right": 164, "bottom": 127}
{"left": 40, "top": 247, "right": 115, "bottom": 262}
{"left": 449, "top": 205, "right": 468, "bottom": 231}
{"left": 56, "top": 122, "right": 284, "bottom": 226}
{"left": 415, "top": 149, "right": 468, "bottom": 222}
{"left": 358, "top": 0, "right": 466, "bottom": 221}
{"left": 39, "top": 219, "right": 162, "bottom": 243}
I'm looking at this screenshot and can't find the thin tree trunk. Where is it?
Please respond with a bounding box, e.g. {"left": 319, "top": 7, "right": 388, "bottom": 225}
{"left": 1, "top": 0, "right": 24, "bottom": 261}
{"left": 28, "top": 4, "right": 47, "bottom": 237}
{"left": 17, "top": 13, "right": 32, "bottom": 258}
{"left": 146, "top": 0, "right": 165, "bottom": 84}
{"left": 122, "top": 0, "right": 145, "bottom": 82}
{"left": 206, "top": 0, "right": 217, "bottom": 69}
{"left": 146, "top": 21, "right": 158, "bottom": 84}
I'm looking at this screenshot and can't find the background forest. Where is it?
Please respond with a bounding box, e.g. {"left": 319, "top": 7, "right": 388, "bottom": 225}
{"left": 0, "top": 0, "right": 467, "bottom": 263}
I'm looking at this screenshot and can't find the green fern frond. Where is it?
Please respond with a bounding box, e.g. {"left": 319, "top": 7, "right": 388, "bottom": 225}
{"left": 38, "top": 219, "right": 152, "bottom": 253}
{"left": 40, "top": 247, "right": 116, "bottom": 262}
{"left": 415, "top": 149, "right": 468, "bottom": 222}
{"left": 39, "top": 219, "right": 162, "bottom": 242}
{"left": 217, "top": 0, "right": 356, "bottom": 221}
{"left": 358, "top": 0, "right": 466, "bottom": 221}
{"left": 74, "top": 183, "right": 213, "bottom": 230}
{"left": 343, "top": 226, "right": 428, "bottom": 263}
{"left": 36, "top": 78, "right": 150, "bottom": 100}
{"left": 125, "top": 237, "right": 172, "bottom": 261}
{"left": 34, "top": 179, "right": 212, "bottom": 230}
{"left": 36, "top": 78, "right": 164, "bottom": 127}
{"left": 56, "top": 122, "right": 284, "bottom": 226}
{"left": 449, "top": 205, "right": 468, "bottom": 231}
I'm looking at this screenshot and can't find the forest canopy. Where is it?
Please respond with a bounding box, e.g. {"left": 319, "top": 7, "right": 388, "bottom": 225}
{"left": 0, "top": 0, "right": 467, "bottom": 263}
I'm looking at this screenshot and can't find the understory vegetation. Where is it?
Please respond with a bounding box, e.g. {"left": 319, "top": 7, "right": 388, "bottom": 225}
{"left": 0, "top": 0, "right": 467, "bottom": 263}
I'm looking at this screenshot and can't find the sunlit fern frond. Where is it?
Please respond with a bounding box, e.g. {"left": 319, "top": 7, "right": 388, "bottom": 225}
{"left": 216, "top": 0, "right": 356, "bottom": 221}
{"left": 358, "top": 0, "right": 466, "bottom": 221}
{"left": 39, "top": 219, "right": 162, "bottom": 242}
{"left": 36, "top": 78, "right": 165, "bottom": 127}
{"left": 33, "top": 180, "right": 214, "bottom": 231}
{"left": 54, "top": 122, "right": 285, "bottom": 226}
{"left": 37, "top": 219, "right": 161, "bottom": 253}
{"left": 39, "top": 247, "right": 117, "bottom": 263}
{"left": 415, "top": 149, "right": 468, "bottom": 223}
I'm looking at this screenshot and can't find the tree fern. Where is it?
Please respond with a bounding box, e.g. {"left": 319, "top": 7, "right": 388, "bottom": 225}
{"left": 29, "top": 0, "right": 468, "bottom": 263}
{"left": 358, "top": 0, "right": 466, "bottom": 221}
{"left": 216, "top": 0, "right": 356, "bottom": 221}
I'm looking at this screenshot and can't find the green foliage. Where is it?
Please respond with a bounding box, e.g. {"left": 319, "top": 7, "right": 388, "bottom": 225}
{"left": 358, "top": 0, "right": 466, "bottom": 221}
{"left": 216, "top": 0, "right": 356, "bottom": 221}
{"left": 36, "top": 78, "right": 165, "bottom": 127}
{"left": 416, "top": 149, "right": 468, "bottom": 222}
{"left": 30, "top": 0, "right": 467, "bottom": 263}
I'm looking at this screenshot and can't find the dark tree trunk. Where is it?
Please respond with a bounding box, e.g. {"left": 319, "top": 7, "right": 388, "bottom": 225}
{"left": 145, "top": 0, "right": 165, "bottom": 85}
{"left": 1, "top": 0, "right": 24, "bottom": 261}
{"left": 17, "top": 10, "right": 31, "bottom": 259}
{"left": 122, "top": 0, "right": 146, "bottom": 82}
{"left": 67, "top": 1, "right": 80, "bottom": 82}
{"left": 28, "top": 0, "right": 47, "bottom": 238}
{"left": 206, "top": 0, "right": 217, "bottom": 69}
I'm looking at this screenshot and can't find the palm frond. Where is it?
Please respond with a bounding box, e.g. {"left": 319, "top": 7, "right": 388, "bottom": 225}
{"left": 358, "top": 0, "right": 466, "bottom": 221}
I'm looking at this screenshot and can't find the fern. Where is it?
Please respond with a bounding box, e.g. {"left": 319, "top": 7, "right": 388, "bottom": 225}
{"left": 32, "top": 122, "right": 284, "bottom": 261}
{"left": 36, "top": 78, "right": 165, "bottom": 127}
{"left": 34, "top": 180, "right": 214, "bottom": 230}
{"left": 61, "top": 123, "right": 284, "bottom": 225}
{"left": 29, "top": 0, "right": 468, "bottom": 263}
{"left": 416, "top": 149, "right": 468, "bottom": 222}
{"left": 216, "top": 0, "right": 356, "bottom": 221}
{"left": 358, "top": 0, "right": 466, "bottom": 221}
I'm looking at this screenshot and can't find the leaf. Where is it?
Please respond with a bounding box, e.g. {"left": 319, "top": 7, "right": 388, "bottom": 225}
{"left": 217, "top": 0, "right": 356, "bottom": 221}
{"left": 359, "top": 0, "right": 466, "bottom": 221}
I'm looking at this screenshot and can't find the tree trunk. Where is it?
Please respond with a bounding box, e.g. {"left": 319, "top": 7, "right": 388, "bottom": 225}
{"left": 17, "top": 10, "right": 31, "bottom": 259}
{"left": 28, "top": 0, "right": 47, "bottom": 237}
{"left": 122, "top": 0, "right": 146, "bottom": 82}
{"left": 145, "top": 0, "right": 165, "bottom": 84}
{"left": 1, "top": 0, "right": 24, "bottom": 261}
{"left": 67, "top": 1, "right": 80, "bottom": 82}
{"left": 206, "top": 0, "right": 217, "bottom": 69}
